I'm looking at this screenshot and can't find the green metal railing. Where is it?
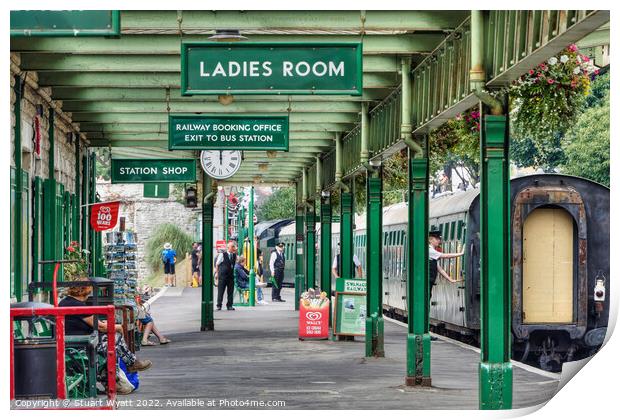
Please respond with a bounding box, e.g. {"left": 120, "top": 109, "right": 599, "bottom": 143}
{"left": 485, "top": 10, "right": 602, "bottom": 85}
{"left": 412, "top": 18, "right": 473, "bottom": 132}
{"left": 369, "top": 86, "right": 402, "bottom": 155}
{"left": 342, "top": 126, "right": 362, "bottom": 177}
{"left": 322, "top": 150, "right": 336, "bottom": 188}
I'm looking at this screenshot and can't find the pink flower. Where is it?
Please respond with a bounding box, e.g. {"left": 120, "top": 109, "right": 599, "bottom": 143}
{"left": 67, "top": 246, "right": 75, "bottom": 252}
{"left": 568, "top": 44, "right": 578, "bottom": 53}
{"left": 594, "top": 69, "right": 600, "bottom": 75}
{"left": 581, "top": 54, "right": 590, "bottom": 63}
{"left": 547, "top": 78, "right": 555, "bottom": 84}
{"left": 529, "top": 69, "right": 535, "bottom": 75}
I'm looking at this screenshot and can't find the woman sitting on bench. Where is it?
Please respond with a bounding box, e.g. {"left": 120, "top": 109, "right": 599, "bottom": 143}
{"left": 59, "top": 283, "right": 152, "bottom": 394}
{"left": 234, "top": 256, "right": 250, "bottom": 290}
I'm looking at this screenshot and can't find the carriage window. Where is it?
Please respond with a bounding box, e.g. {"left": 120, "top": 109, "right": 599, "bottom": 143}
{"left": 450, "top": 221, "right": 456, "bottom": 241}
{"left": 457, "top": 220, "right": 464, "bottom": 240}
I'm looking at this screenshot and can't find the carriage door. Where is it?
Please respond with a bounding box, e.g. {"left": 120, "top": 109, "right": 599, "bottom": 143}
{"left": 522, "top": 208, "right": 574, "bottom": 323}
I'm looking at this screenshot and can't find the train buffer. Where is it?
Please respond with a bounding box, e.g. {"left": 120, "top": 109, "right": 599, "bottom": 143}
{"left": 117, "top": 286, "right": 560, "bottom": 410}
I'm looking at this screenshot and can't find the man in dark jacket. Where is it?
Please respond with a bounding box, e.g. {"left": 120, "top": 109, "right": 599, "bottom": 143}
{"left": 269, "top": 242, "right": 286, "bottom": 302}
{"left": 215, "top": 240, "right": 238, "bottom": 310}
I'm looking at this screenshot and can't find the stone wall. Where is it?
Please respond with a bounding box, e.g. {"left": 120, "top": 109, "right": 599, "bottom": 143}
{"left": 11, "top": 55, "right": 85, "bottom": 192}
{"left": 97, "top": 181, "right": 201, "bottom": 281}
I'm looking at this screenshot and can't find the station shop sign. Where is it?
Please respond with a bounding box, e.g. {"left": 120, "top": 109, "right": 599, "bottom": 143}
{"left": 169, "top": 115, "right": 289, "bottom": 151}
{"left": 111, "top": 159, "right": 197, "bottom": 184}
{"left": 10, "top": 10, "right": 120, "bottom": 37}
{"left": 181, "top": 42, "right": 363, "bottom": 96}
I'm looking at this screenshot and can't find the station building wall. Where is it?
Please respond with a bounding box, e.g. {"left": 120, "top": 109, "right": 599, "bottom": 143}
{"left": 10, "top": 55, "right": 90, "bottom": 302}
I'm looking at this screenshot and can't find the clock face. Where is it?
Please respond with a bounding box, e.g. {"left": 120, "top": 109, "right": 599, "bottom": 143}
{"left": 200, "top": 150, "right": 242, "bottom": 180}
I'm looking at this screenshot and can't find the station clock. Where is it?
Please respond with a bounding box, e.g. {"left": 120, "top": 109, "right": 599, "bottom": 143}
{"left": 200, "top": 150, "right": 242, "bottom": 180}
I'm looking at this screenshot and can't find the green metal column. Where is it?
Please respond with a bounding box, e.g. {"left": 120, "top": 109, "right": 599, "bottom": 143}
{"left": 340, "top": 182, "right": 354, "bottom": 279}
{"left": 366, "top": 167, "right": 384, "bottom": 357}
{"left": 43, "top": 108, "right": 58, "bottom": 283}
{"left": 201, "top": 172, "right": 215, "bottom": 331}
{"left": 248, "top": 186, "right": 256, "bottom": 306}
{"left": 320, "top": 196, "right": 332, "bottom": 322}
{"left": 305, "top": 202, "right": 316, "bottom": 290}
{"left": 81, "top": 154, "right": 89, "bottom": 250}
{"left": 406, "top": 139, "right": 431, "bottom": 387}
{"left": 32, "top": 177, "right": 43, "bottom": 286}
{"left": 294, "top": 186, "right": 304, "bottom": 310}
{"left": 479, "top": 114, "right": 512, "bottom": 409}
{"left": 13, "top": 75, "right": 23, "bottom": 300}
{"left": 73, "top": 136, "right": 81, "bottom": 242}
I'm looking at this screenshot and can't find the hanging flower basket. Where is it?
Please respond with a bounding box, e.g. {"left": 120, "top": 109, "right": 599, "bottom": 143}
{"left": 511, "top": 44, "right": 598, "bottom": 141}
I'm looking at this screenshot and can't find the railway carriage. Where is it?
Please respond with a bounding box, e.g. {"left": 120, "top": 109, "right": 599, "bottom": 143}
{"left": 263, "top": 175, "right": 609, "bottom": 370}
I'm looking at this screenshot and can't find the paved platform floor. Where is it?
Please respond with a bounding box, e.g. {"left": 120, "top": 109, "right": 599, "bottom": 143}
{"left": 118, "top": 287, "right": 560, "bottom": 410}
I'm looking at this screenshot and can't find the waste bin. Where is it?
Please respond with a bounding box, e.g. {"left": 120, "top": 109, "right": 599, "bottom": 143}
{"left": 12, "top": 302, "right": 58, "bottom": 399}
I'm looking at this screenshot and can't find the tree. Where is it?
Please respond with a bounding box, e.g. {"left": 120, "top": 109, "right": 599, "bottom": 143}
{"left": 256, "top": 187, "right": 296, "bottom": 221}
{"left": 510, "top": 134, "right": 567, "bottom": 172}
{"left": 561, "top": 91, "right": 610, "bottom": 187}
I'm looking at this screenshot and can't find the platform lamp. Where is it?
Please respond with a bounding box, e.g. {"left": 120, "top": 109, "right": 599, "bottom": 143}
{"left": 185, "top": 185, "right": 198, "bottom": 208}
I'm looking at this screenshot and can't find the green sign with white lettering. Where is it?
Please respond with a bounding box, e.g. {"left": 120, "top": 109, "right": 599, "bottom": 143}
{"left": 168, "top": 115, "right": 289, "bottom": 151}
{"left": 181, "top": 42, "right": 363, "bottom": 95}
{"left": 111, "top": 159, "right": 197, "bottom": 184}
{"left": 336, "top": 278, "right": 367, "bottom": 293}
{"left": 10, "top": 11, "right": 120, "bottom": 37}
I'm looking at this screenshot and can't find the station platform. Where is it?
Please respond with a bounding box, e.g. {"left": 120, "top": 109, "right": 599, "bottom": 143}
{"left": 118, "top": 287, "right": 560, "bottom": 410}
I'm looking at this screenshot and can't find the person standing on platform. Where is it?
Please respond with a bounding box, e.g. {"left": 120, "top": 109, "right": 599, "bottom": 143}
{"left": 332, "top": 242, "right": 364, "bottom": 279}
{"left": 161, "top": 243, "right": 177, "bottom": 287}
{"left": 215, "top": 240, "right": 238, "bottom": 310}
{"left": 190, "top": 242, "right": 201, "bottom": 287}
{"left": 269, "top": 242, "right": 286, "bottom": 302}
{"left": 428, "top": 229, "right": 463, "bottom": 340}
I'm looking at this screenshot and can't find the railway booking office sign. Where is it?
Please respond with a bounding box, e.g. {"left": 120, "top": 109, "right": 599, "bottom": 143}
{"left": 169, "top": 115, "right": 289, "bottom": 151}
{"left": 181, "top": 42, "right": 363, "bottom": 95}
{"left": 111, "top": 159, "right": 197, "bottom": 183}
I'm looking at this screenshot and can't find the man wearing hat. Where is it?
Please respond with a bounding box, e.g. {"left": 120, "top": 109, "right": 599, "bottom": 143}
{"left": 161, "top": 242, "right": 177, "bottom": 287}
{"left": 428, "top": 229, "right": 463, "bottom": 340}
{"left": 269, "top": 242, "right": 286, "bottom": 302}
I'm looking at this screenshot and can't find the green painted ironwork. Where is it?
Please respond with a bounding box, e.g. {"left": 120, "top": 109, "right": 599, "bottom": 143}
{"left": 479, "top": 114, "right": 512, "bottom": 409}
{"left": 369, "top": 87, "right": 401, "bottom": 156}
{"left": 295, "top": 191, "right": 304, "bottom": 311}
{"left": 339, "top": 184, "right": 354, "bottom": 279}
{"left": 412, "top": 18, "right": 476, "bottom": 134}
{"left": 485, "top": 10, "right": 608, "bottom": 86}
{"left": 305, "top": 204, "right": 316, "bottom": 290}
{"left": 32, "top": 177, "right": 43, "bottom": 287}
{"left": 12, "top": 75, "right": 23, "bottom": 301}
{"left": 342, "top": 126, "right": 362, "bottom": 176}
{"left": 365, "top": 169, "right": 384, "bottom": 357}
{"left": 406, "top": 140, "right": 431, "bottom": 387}
{"left": 248, "top": 186, "right": 256, "bottom": 306}
{"left": 81, "top": 154, "right": 89, "bottom": 251}
{"left": 201, "top": 172, "right": 215, "bottom": 331}
{"left": 320, "top": 197, "right": 332, "bottom": 324}
{"left": 73, "top": 137, "right": 81, "bottom": 242}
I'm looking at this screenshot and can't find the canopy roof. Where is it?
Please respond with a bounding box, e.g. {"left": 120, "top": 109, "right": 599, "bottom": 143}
{"left": 10, "top": 10, "right": 609, "bottom": 187}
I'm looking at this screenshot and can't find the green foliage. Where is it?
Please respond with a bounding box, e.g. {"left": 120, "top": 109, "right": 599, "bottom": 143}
{"left": 561, "top": 91, "right": 610, "bottom": 187}
{"left": 510, "top": 135, "right": 567, "bottom": 172}
{"left": 256, "top": 187, "right": 295, "bottom": 221}
{"left": 383, "top": 150, "right": 409, "bottom": 205}
{"left": 63, "top": 241, "right": 90, "bottom": 281}
{"left": 95, "top": 149, "right": 110, "bottom": 181}
{"left": 585, "top": 71, "right": 609, "bottom": 108}
{"left": 145, "top": 223, "right": 193, "bottom": 272}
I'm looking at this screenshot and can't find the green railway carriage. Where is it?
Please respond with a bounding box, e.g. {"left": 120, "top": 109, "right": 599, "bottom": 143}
{"left": 265, "top": 174, "right": 610, "bottom": 371}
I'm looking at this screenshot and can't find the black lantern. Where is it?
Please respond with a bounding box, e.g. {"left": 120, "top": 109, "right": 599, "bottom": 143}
{"left": 185, "top": 186, "right": 197, "bottom": 208}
